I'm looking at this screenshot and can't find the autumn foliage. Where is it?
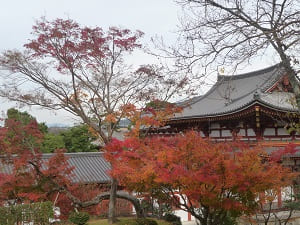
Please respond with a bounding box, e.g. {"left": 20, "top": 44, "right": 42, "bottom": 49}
{"left": 0, "top": 119, "right": 105, "bottom": 218}
{"left": 0, "top": 119, "right": 70, "bottom": 201}
{"left": 106, "top": 131, "right": 297, "bottom": 225}
{"left": 23, "top": 18, "right": 143, "bottom": 72}
{"left": 121, "top": 101, "right": 182, "bottom": 138}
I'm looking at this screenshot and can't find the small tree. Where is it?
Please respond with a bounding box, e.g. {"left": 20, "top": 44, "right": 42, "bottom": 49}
{"left": 69, "top": 211, "right": 90, "bottom": 225}
{"left": 106, "top": 131, "right": 297, "bottom": 225}
{"left": 0, "top": 201, "right": 54, "bottom": 225}
{"left": 0, "top": 118, "right": 73, "bottom": 203}
{"left": 246, "top": 184, "right": 300, "bottom": 224}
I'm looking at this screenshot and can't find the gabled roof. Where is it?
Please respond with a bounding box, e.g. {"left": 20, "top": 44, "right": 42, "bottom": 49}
{"left": 0, "top": 152, "right": 111, "bottom": 184}
{"left": 172, "top": 64, "right": 298, "bottom": 121}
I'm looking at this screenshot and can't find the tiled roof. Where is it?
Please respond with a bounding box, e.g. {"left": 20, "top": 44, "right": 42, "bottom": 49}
{"left": 0, "top": 152, "right": 111, "bottom": 184}
{"left": 172, "top": 64, "right": 297, "bottom": 120}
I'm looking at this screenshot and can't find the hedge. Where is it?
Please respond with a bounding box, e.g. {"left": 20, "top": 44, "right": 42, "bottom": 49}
{"left": 0, "top": 201, "right": 54, "bottom": 225}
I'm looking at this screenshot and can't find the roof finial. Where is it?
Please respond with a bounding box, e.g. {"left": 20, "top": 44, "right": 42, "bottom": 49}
{"left": 219, "top": 67, "right": 225, "bottom": 75}
{"left": 253, "top": 90, "right": 260, "bottom": 100}
{"left": 217, "top": 67, "right": 225, "bottom": 81}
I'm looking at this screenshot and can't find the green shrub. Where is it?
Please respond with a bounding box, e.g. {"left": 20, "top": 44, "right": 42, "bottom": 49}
{"left": 136, "top": 218, "right": 158, "bottom": 225}
{"left": 117, "top": 218, "right": 138, "bottom": 225}
{"left": 68, "top": 211, "right": 90, "bottom": 225}
{"left": 117, "top": 218, "right": 158, "bottom": 225}
{"left": 0, "top": 201, "right": 54, "bottom": 225}
{"left": 163, "top": 213, "right": 181, "bottom": 225}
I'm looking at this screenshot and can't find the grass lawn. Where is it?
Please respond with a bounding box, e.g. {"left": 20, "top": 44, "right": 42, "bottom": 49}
{"left": 87, "top": 217, "right": 170, "bottom": 225}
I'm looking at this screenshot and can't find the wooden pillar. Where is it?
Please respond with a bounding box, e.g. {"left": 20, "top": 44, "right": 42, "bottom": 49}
{"left": 277, "top": 188, "right": 282, "bottom": 208}
{"left": 202, "top": 124, "right": 210, "bottom": 138}
{"left": 255, "top": 106, "right": 262, "bottom": 140}
{"left": 188, "top": 212, "right": 192, "bottom": 221}
{"left": 187, "top": 199, "right": 192, "bottom": 221}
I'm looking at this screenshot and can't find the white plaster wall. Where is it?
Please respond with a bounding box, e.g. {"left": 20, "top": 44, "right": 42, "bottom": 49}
{"left": 172, "top": 194, "right": 196, "bottom": 222}
{"left": 282, "top": 186, "right": 293, "bottom": 201}
{"left": 199, "top": 131, "right": 205, "bottom": 137}
{"left": 247, "top": 128, "right": 256, "bottom": 136}
{"left": 210, "top": 123, "right": 220, "bottom": 129}
{"left": 173, "top": 209, "right": 195, "bottom": 222}
{"left": 221, "top": 129, "right": 232, "bottom": 137}
{"left": 278, "top": 128, "right": 288, "bottom": 135}
{"left": 210, "top": 130, "right": 220, "bottom": 137}
{"left": 174, "top": 209, "right": 189, "bottom": 222}
{"left": 264, "top": 128, "right": 276, "bottom": 136}
{"left": 238, "top": 129, "right": 246, "bottom": 136}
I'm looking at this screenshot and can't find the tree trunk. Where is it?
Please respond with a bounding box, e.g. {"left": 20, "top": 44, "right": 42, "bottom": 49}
{"left": 275, "top": 45, "right": 300, "bottom": 111}
{"left": 72, "top": 190, "right": 145, "bottom": 218}
{"left": 286, "top": 68, "right": 300, "bottom": 111}
{"left": 108, "top": 178, "right": 118, "bottom": 224}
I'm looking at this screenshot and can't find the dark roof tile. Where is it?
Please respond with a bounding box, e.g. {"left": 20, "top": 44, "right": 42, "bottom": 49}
{"left": 172, "top": 64, "right": 296, "bottom": 120}
{"left": 0, "top": 152, "right": 111, "bottom": 184}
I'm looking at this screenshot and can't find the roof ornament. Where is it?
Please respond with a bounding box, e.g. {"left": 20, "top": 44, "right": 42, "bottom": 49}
{"left": 253, "top": 90, "right": 260, "bottom": 100}
{"left": 219, "top": 67, "right": 225, "bottom": 75}
{"left": 217, "top": 66, "right": 225, "bottom": 81}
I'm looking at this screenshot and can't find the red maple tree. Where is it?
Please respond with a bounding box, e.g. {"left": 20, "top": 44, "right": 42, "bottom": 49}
{"left": 0, "top": 119, "right": 107, "bottom": 218}
{"left": 106, "top": 131, "right": 297, "bottom": 225}
{"left": 0, "top": 119, "right": 70, "bottom": 202}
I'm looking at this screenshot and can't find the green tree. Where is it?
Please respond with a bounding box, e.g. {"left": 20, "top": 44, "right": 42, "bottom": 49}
{"left": 61, "top": 125, "right": 98, "bottom": 153}
{"left": 6, "top": 108, "right": 65, "bottom": 153}
{"left": 5, "top": 109, "right": 97, "bottom": 153}
{"left": 41, "top": 133, "right": 65, "bottom": 153}
{"left": 6, "top": 108, "right": 48, "bottom": 133}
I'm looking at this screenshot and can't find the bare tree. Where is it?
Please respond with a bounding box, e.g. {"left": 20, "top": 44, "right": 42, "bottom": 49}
{"left": 243, "top": 186, "right": 300, "bottom": 225}
{"left": 0, "top": 18, "right": 189, "bottom": 223}
{"left": 160, "top": 0, "right": 300, "bottom": 107}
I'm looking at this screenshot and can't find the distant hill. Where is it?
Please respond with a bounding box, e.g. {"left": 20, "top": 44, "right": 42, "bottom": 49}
{"left": 48, "top": 126, "right": 69, "bottom": 134}
{"left": 47, "top": 123, "right": 70, "bottom": 128}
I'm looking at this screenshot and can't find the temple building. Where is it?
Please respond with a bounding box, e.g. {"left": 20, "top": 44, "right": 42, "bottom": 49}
{"left": 152, "top": 64, "right": 300, "bottom": 148}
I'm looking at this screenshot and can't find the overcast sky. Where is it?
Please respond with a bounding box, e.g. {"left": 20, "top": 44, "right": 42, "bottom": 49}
{"left": 0, "top": 0, "right": 181, "bottom": 126}
{"left": 0, "top": 0, "right": 280, "bottom": 126}
{"left": 0, "top": 0, "right": 180, "bottom": 50}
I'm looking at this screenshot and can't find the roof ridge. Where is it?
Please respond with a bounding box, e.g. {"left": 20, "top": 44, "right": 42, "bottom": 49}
{"left": 217, "top": 63, "right": 281, "bottom": 81}
{"left": 41, "top": 152, "right": 104, "bottom": 158}
{"left": 186, "top": 64, "right": 282, "bottom": 106}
